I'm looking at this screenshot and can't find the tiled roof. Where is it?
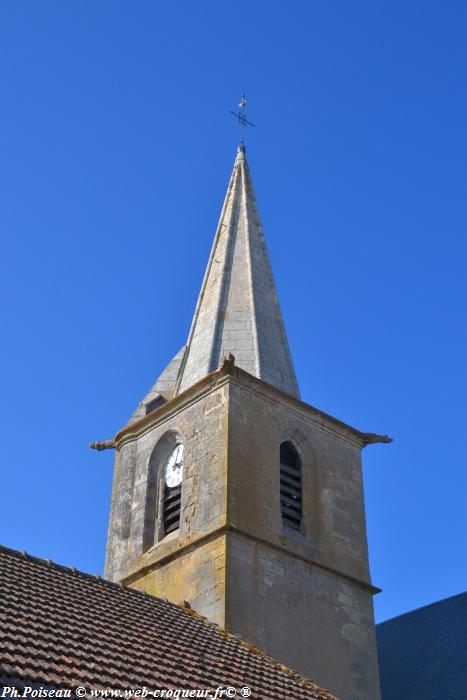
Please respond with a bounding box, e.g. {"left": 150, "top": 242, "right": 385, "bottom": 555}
{"left": 377, "top": 591, "right": 467, "bottom": 700}
{"left": 0, "top": 545, "right": 338, "bottom": 699}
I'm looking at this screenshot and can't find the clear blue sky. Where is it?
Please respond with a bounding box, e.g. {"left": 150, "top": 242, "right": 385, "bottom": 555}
{"left": 1, "top": 1, "right": 466, "bottom": 624}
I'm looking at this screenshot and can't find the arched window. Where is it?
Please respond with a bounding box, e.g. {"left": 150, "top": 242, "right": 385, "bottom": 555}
{"left": 280, "top": 441, "right": 302, "bottom": 531}
{"left": 143, "top": 433, "right": 184, "bottom": 552}
{"left": 162, "top": 443, "right": 184, "bottom": 535}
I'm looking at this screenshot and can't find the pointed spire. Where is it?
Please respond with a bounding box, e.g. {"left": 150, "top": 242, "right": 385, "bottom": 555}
{"left": 175, "top": 145, "right": 299, "bottom": 399}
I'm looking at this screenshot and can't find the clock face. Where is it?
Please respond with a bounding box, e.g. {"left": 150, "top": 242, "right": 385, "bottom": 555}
{"left": 164, "top": 444, "right": 184, "bottom": 488}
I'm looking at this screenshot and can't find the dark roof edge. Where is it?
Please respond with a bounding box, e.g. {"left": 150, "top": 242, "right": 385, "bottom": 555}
{"left": 377, "top": 589, "right": 467, "bottom": 628}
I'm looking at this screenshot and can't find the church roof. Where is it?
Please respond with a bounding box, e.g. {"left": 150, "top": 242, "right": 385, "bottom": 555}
{"left": 0, "top": 545, "right": 338, "bottom": 699}
{"left": 377, "top": 591, "right": 467, "bottom": 700}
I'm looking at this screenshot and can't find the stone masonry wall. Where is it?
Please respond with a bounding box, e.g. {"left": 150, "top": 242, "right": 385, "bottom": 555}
{"left": 130, "top": 535, "right": 227, "bottom": 627}
{"left": 225, "top": 377, "right": 380, "bottom": 700}
{"left": 227, "top": 379, "right": 372, "bottom": 583}
{"left": 108, "top": 370, "right": 381, "bottom": 700}
{"left": 105, "top": 382, "right": 229, "bottom": 583}
{"left": 226, "top": 532, "right": 381, "bottom": 700}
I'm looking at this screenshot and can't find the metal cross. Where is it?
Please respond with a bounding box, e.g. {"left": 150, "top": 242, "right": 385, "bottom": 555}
{"left": 230, "top": 93, "right": 255, "bottom": 129}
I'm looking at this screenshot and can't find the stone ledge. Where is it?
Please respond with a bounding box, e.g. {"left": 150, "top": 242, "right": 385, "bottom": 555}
{"left": 122, "top": 521, "right": 380, "bottom": 595}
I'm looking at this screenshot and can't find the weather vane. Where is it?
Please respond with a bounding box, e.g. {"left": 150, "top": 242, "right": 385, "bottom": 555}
{"left": 230, "top": 93, "right": 255, "bottom": 142}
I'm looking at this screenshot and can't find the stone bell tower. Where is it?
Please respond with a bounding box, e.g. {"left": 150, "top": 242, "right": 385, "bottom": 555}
{"left": 101, "top": 144, "right": 390, "bottom": 700}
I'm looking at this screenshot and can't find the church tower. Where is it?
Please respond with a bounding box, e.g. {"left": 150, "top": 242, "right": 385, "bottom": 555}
{"left": 102, "top": 144, "right": 389, "bottom": 700}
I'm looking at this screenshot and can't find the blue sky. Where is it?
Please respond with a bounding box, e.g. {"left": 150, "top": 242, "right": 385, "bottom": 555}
{"left": 1, "top": 1, "right": 466, "bottom": 623}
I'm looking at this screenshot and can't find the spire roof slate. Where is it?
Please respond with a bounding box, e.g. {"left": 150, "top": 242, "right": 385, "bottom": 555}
{"left": 176, "top": 144, "right": 299, "bottom": 398}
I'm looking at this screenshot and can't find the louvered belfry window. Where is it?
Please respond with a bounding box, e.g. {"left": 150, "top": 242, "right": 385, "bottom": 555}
{"left": 163, "top": 483, "right": 181, "bottom": 534}
{"left": 162, "top": 443, "right": 184, "bottom": 535}
{"left": 280, "top": 441, "right": 302, "bottom": 531}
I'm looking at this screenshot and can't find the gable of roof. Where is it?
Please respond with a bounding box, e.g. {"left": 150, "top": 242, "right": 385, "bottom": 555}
{"left": 377, "top": 591, "right": 467, "bottom": 700}
{"left": 0, "top": 545, "right": 339, "bottom": 699}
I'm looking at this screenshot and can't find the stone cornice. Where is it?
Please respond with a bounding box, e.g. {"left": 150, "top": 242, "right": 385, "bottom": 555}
{"left": 107, "top": 357, "right": 391, "bottom": 452}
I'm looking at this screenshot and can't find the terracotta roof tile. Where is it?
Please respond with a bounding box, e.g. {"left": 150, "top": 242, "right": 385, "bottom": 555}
{"left": 0, "top": 545, "right": 339, "bottom": 699}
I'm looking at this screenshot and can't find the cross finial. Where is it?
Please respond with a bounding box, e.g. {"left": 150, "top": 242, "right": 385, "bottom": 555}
{"left": 230, "top": 93, "right": 255, "bottom": 142}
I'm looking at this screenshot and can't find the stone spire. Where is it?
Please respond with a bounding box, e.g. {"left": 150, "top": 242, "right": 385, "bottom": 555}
{"left": 175, "top": 144, "right": 299, "bottom": 398}
{"left": 127, "top": 144, "right": 299, "bottom": 424}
